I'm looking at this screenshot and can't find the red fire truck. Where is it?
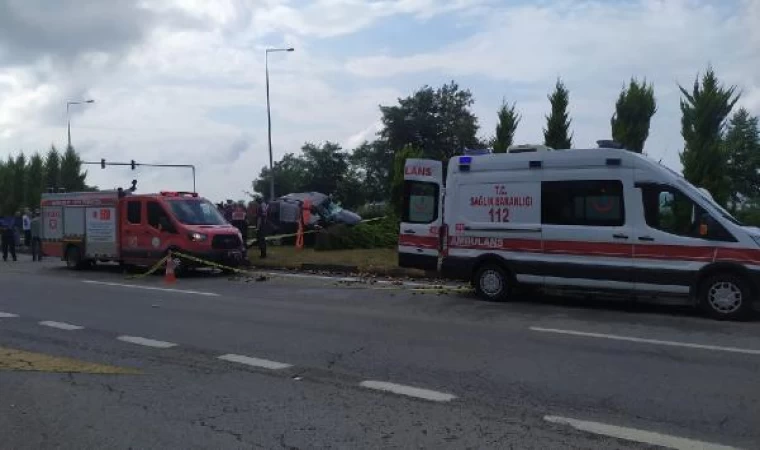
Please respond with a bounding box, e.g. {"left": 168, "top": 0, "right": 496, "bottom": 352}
{"left": 41, "top": 189, "right": 247, "bottom": 270}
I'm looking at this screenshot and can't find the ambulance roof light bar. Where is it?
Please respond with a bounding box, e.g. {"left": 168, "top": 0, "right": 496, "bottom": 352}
{"left": 507, "top": 144, "right": 553, "bottom": 153}
{"left": 597, "top": 140, "right": 625, "bottom": 149}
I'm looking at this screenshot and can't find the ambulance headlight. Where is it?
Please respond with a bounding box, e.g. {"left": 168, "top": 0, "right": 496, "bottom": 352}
{"left": 189, "top": 232, "right": 208, "bottom": 242}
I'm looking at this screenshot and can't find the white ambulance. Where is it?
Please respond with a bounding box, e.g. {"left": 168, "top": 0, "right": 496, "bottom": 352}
{"left": 399, "top": 143, "right": 760, "bottom": 320}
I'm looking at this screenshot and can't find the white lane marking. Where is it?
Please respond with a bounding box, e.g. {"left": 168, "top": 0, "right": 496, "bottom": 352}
{"left": 530, "top": 326, "right": 760, "bottom": 356}
{"left": 39, "top": 321, "right": 84, "bottom": 331}
{"left": 544, "top": 415, "right": 739, "bottom": 450}
{"left": 82, "top": 280, "right": 219, "bottom": 297}
{"left": 359, "top": 380, "right": 456, "bottom": 402}
{"left": 217, "top": 353, "right": 292, "bottom": 370}
{"left": 117, "top": 335, "right": 177, "bottom": 348}
{"left": 0, "top": 312, "right": 19, "bottom": 318}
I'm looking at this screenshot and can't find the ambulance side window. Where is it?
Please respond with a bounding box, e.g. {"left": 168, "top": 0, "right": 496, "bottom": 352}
{"left": 639, "top": 184, "right": 734, "bottom": 241}
{"left": 403, "top": 181, "right": 439, "bottom": 224}
{"left": 127, "top": 201, "right": 141, "bottom": 224}
{"left": 542, "top": 180, "right": 624, "bottom": 227}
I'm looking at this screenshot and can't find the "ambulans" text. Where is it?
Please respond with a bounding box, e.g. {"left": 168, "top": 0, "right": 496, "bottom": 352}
{"left": 449, "top": 236, "right": 504, "bottom": 249}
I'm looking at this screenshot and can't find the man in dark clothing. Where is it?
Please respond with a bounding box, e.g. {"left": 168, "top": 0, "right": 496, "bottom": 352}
{"left": 1, "top": 220, "right": 17, "bottom": 262}
{"left": 255, "top": 197, "right": 269, "bottom": 258}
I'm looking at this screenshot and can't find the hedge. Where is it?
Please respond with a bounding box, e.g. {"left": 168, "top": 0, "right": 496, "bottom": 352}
{"left": 315, "top": 216, "right": 397, "bottom": 251}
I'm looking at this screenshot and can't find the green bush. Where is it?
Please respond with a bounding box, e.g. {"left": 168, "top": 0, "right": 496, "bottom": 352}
{"left": 315, "top": 215, "right": 398, "bottom": 251}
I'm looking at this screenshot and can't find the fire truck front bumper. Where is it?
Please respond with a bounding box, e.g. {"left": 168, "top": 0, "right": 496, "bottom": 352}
{"left": 184, "top": 249, "right": 248, "bottom": 268}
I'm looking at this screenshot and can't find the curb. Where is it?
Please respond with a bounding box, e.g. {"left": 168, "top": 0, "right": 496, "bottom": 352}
{"left": 249, "top": 262, "right": 438, "bottom": 280}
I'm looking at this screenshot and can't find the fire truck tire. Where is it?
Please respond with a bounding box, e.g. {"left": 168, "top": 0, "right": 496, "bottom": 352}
{"left": 65, "top": 246, "right": 83, "bottom": 270}
{"left": 474, "top": 263, "right": 511, "bottom": 302}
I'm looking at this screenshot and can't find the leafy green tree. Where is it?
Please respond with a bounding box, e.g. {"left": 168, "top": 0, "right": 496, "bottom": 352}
{"left": 253, "top": 153, "right": 308, "bottom": 200}
{"left": 13, "top": 153, "right": 27, "bottom": 210}
{"left": 60, "top": 145, "right": 88, "bottom": 191}
{"left": 349, "top": 139, "right": 394, "bottom": 202}
{"left": 390, "top": 145, "right": 424, "bottom": 217}
{"left": 543, "top": 78, "right": 573, "bottom": 149}
{"left": 724, "top": 108, "right": 760, "bottom": 210}
{"left": 492, "top": 100, "right": 520, "bottom": 153}
{"left": 380, "top": 81, "right": 479, "bottom": 162}
{"left": 44, "top": 146, "right": 61, "bottom": 191}
{"left": 25, "top": 153, "right": 45, "bottom": 210}
{"left": 301, "top": 141, "right": 349, "bottom": 197}
{"left": 611, "top": 78, "right": 657, "bottom": 153}
{"left": 679, "top": 67, "right": 740, "bottom": 206}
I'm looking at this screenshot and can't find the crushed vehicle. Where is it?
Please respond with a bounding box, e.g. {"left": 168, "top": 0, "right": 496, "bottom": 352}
{"left": 266, "top": 192, "right": 361, "bottom": 236}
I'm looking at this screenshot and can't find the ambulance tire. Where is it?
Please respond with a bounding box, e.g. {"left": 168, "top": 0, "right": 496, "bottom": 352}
{"left": 474, "top": 263, "right": 511, "bottom": 302}
{"left": 699, "top": 273, "right": 753, "bottom": 321}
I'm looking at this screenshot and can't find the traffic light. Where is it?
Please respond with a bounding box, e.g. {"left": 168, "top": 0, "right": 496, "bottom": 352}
{"left": 131, "top": 160, "right": 136, "bottom": 170}
{"left": 101, "top": 158, "right": 106, "bottom": 169}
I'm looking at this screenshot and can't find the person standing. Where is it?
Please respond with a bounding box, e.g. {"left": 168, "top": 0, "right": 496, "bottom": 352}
{"left": 231, "top": 201, "right": 248, "bottom": 244}
{"left": 30, "top": 210, "right": 42, "bottom": 261}
{"left": 22, "top": 209, "right": 32, "bottom": 248}
{"left": 255, "top": 197, "right": 269, "bottom": 258}
{"left": 1, "top": 219, "right": 17, "bottom": 262}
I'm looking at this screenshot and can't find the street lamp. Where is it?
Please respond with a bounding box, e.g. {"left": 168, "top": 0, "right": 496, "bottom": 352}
{"left": 66, "top": 99, "right": 95, "bottom": 149}
{"left": 265, "top": 47, "right": 294, "bottom": 201}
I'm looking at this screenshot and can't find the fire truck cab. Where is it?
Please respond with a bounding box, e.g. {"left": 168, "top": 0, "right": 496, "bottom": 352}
{"left": 41, "top": 190, "right": 246, "bottom": 270}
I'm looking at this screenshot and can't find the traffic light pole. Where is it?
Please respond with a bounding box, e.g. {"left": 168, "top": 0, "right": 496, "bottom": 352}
{"left": 85, "top": 160, "right": 196, "bottom": 193}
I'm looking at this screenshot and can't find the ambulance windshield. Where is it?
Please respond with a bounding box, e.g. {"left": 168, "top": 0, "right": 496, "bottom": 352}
{"left": 168, "top": 199, "right": 227, "bottom": 225}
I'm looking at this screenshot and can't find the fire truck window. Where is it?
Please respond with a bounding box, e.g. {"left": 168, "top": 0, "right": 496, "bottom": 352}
{"left": 127, "top": 201, "right": 141, "bottom": 224}
{"left": 402, "top": 181, "right": 438, "bottom": 224}
{"left": 147, "top": 201, "right": 174, "bottom": 232}
{"left": 542, "top": 180, "right": 624, "bottom": 226}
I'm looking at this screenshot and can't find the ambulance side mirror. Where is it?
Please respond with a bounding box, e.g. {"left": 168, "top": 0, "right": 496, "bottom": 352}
{"left": 699, "top": 213, "right": 717, "bottom": 238}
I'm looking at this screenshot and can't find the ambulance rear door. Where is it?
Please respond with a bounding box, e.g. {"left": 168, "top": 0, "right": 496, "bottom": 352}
{"left": 398, "top": 158, "right": 443, "bottom": 271}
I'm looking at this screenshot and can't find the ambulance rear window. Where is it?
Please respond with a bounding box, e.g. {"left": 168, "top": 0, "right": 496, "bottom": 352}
{"left": 403, "top": 181, "right": 439, "bottom": 224}
{"left": 542, "top": 180, "right": 624, "bottom": 227}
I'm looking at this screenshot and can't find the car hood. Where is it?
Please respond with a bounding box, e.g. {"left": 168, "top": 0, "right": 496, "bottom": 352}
{"left": 334, "top": 209, "right": 362, "bottom": 225}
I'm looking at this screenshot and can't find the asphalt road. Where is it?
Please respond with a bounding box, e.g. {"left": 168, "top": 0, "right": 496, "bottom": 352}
{"left": 1, "top": 258, "right": 759, "bottom": 449}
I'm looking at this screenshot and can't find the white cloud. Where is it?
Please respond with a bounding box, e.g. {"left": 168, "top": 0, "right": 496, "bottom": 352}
{"left": 346, "top": 0, "right": 760, "bottom": 167}
{"left": 1, "top": 0, "right": 758, "bottom": 203}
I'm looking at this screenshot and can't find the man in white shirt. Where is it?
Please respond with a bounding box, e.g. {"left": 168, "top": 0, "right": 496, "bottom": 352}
{"left": 22, "top": 209, "right": 31, "bottom": 248}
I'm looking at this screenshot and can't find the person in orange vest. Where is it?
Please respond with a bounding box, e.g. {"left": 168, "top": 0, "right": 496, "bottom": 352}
{"left": 231, "top": 201, "right": 248, "bottom": 244}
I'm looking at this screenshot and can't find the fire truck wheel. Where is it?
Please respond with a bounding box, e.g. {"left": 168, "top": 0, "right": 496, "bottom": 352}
{"left": 474, "top": 263, "right": 511, "bottom": 302}
{"left": 65, "top": 246, "right": 82, "bottom": 270}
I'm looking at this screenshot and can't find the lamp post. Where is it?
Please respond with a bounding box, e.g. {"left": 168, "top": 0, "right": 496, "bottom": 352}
{"left": 66, "top": 99, "right": 95, "bottom": 149}
{"left": 265, "top": 47, "right": 294, "bottom": 201}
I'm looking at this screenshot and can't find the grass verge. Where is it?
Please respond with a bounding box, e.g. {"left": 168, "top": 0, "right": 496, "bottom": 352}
{"left": 247, "top": 246, "right": 428, "bottom": 278}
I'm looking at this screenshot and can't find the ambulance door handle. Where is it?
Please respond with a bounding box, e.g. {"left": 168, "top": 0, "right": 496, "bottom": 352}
{"left": 404, "top": 229, "right": 416, "bottom": 234}
{"left": 613, "top": 233, "right": 629, "bottom": 240}
{"left": 638, "top": 236, "right": 655, "bottom": 242}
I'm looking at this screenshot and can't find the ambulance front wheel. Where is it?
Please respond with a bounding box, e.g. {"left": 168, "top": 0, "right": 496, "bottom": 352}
{"left": 474, "top": 263, "right": 511, "bottom": 302}
{"left": 699, "top": 273, "right": 753, "bottom": 321}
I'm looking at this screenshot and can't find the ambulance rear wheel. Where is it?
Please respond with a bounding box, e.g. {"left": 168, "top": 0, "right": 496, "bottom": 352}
{"left": 474, "top": 263, "right": 511, "bottom": 302}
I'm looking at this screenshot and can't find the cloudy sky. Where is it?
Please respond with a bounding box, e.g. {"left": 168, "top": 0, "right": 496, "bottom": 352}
{"left": 1, "top": 0, "right": 758, "bottom": 202}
